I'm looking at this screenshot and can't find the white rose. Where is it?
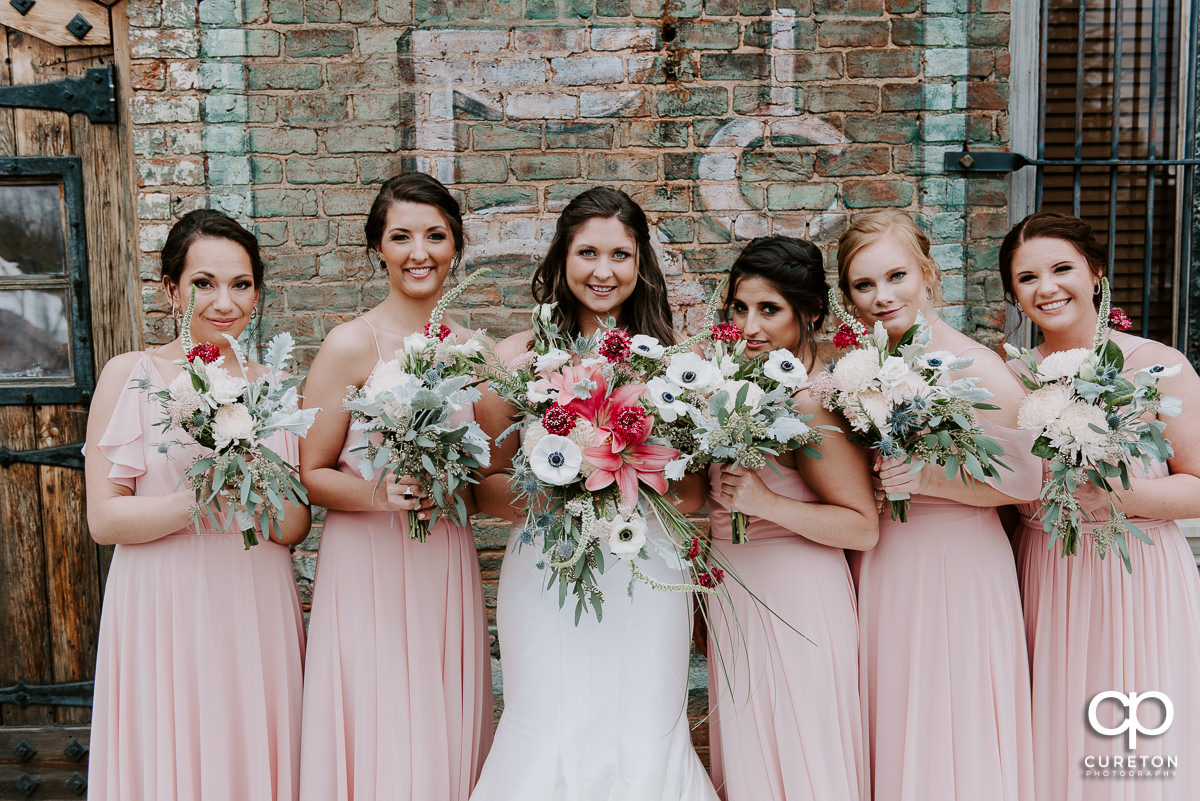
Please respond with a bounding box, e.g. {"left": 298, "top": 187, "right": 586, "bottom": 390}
{"left": 606, "top": 514, "right": 647, "bottom": 557}
{"left": 1016, "top": 383, "right": 1074, "bottom": 432}
{"left": 630, "top": 335, "right": 665, "bottom": 359}
{"left": 536, "top": 348, "right": 572, "bottom": 372}
{"left": 529, "top": 434, "right": 582, "bottom": 486}
{"left": 212, "top": 403, "right": 255, "bottom": 450}
{"left": 525, "top": 379, "right": 556, "bottom": 404}
{"left": 402, "top": 332, "right": 431, "bottom": 356}
{"left": 207, "top": 369, "right": 247, "bottom": 406}
{"left": 364, "top": 360, "right": 416, "bottom": 403}
{"left": 831, "top": 348, "right": 881, "bottom": 394}
{"left": 718, "top": 379, "right": 764, "bottom": 413}
{"left": 666, "top": 352, "right": 721, "bottom": 393}
{"left": 876, "top": 355, "right": 909, "bottom": 388}
{"left": 1036, "top": 348, "right": 1094, "bottom": 383}
{"left": 883, "top": 371, "right": 931, "bottom": 404}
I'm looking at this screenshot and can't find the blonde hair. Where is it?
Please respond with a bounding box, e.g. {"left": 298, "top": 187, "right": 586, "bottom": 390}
{"left": 836, "top": 210, "right": 941, "bottom": 303}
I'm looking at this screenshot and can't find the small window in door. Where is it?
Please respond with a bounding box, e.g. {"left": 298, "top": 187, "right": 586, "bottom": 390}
{"left": 0, "top": 157, "right": 94, "bottom": 403}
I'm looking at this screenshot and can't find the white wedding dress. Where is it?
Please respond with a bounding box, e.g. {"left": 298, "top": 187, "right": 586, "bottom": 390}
{"left": 469, "top": 517, "right": 719, "bottom": 801}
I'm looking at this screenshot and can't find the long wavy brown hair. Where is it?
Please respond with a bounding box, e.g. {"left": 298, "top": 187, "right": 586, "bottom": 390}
{"left": 531, "top": 186, "right": 675, "bottom": 345}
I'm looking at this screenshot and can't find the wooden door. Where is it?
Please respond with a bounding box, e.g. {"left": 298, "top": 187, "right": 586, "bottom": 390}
{"left": 0, "top": 1, "right": 138, "bottom": 797}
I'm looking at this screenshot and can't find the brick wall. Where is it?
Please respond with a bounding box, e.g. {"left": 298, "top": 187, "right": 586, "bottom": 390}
{"left": 123, "top": 0, "right": 1013, "bottom": 747}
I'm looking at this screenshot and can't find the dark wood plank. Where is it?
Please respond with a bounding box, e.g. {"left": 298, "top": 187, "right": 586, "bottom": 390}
{"left": 0, "top": 0, "right": 111, "bottom": 48}
{"left": 0, "top": 725, "right": 90, "bottom": 801}
{"left": 0, "top": 27, "right": 16, "bottom": 156}
{"left": 37, "top": 403, "right": 97, "bottom": 725}
{"left": 0, "top": 406, "right": 53, "bottom": 726}
{"left": 69, "top": 44, "right": 142, "bottom": 368}
{"left": 8, "top": 29, "right": 70, "bottom": 157}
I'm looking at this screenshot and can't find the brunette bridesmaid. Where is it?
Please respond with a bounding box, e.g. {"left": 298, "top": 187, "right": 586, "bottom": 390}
{"left": 298, "top": 173, "right": 492, "bottom": 801}
{"left": 695, "top": 236, "right": 876, "bottom": 801}
{"left": 86, "top": 210, "right": 309, "bottom": 800}
{"left": 840, "top": 210, "right": 1038, "bottom": 801}
{"left": 1002, "top": 211, "right": 1200, "bottom": 801}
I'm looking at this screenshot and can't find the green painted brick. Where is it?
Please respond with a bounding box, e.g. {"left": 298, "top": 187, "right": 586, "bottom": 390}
{"left": 286, "top": 29, "right": 354, "bottom": 57}
{"left": 473, "top": 123, "right": 543, "bottom": 151}
{"left": 691, "top": 118, "right": 731, "bottom": 144}
{"left": 746, "top": 19, "right": 816, "bottom": 49}
{"left": 923, "top": 114, "right": 967, "bottom": 143}
{"left": 786, "top": 52, "right": 844, "bottom": 81}
{"left": 740, "top": 0, "right": 771, "bottom": 13}
{"left": 639, "top": 184, "right": 693, "bottom": 212}
{"left": 846, "top": 49, "right": 919, "bottom": 79}
{"left": 892, "top": 18, "right": 966, "bottom": 47}
{"left": 527, "top": 0, "right": 559, "bottom": 17}
{"left": 698, "top": 215, "right": 733, "bottom": 244}
{"left": 210, "top": 156, "right": 252, "bottom": 184}
{"left": 699, "top": 53, "right": 771, "bottom": 82}
{"left": 676, "top": 21, "right": 740, "bottom": 50}
{"left": 587, "top": 153, "right": 658, "bottom": 181}
{"left": 271, "top": 0, "right": 304, "bottom": 22}
{"left": 286, "top": 157, "right": 358, "bottom": 184}
{"left": 596, "top": 0, "right": 631, "bottom": 15}
{"left": 199, "top": 0, "right": 239, "bottom": 25}
{"left": 248, "top": 97, "right": 278, "bottom": 123}
{"left": 928, "top": 212, "right": 966, "bottom": 241}
{"left": 248, "top": 128, "right": 318, "bottom": 155}
{"left": 625, "top": 121, "right": 689, "bottom": 148}
{"left": 546, "top": 122, "right": 615, "bottom": 149}
{"left": 305, "top": 0, "right": 340, "bottom": 22}
{"left": 293, "top": 220, "right": 330, "bottom": 246}
{"left": 254, "top": 188, "right": 319, "bottom": 217}
{"left": 657, "top": 216, "right": 694, "bottom": 243}
{"left": 704, "top": 0, "right": 739, "bottom": 15}
{"left": 803, "top": 85, "right": 879, "bottom": 113}
{"left": 767, "top": 184, "right": 837, "bottom": 210}
{"left": 321, "top": 188, "right": 371, "bottom": 216}
{"left": 340, "top": 0, "right": 376, "bottom": 22}
{"left": 632, "top": 0, "right": 666, "bottom": 15}
{"left": 358, "top": 156, "right": 410, "bottom": 185}
{"left": 844, "top": 115, "right": 919, "bottom": 144}
{"left": 200, "top": 63, "right": 244, "bottom": 91}
{"left": 843, "top": 180, "right": 915, "bottom": 208}
{"left": 466, "top": 186, "right": 538, "bottom": 213}
{"left": 327, "top": 62, "right": 397, "bottom": 89}
{"left": 663, "top": 153, "right": 700, "bottom": 181}
{"left": 280, "top": 95, "right": 348, "bottom": 122}
{"left": 682, "top": 247, "right": 737, "bottom": 274}
{"left": 692, "top": 183, "right": 761, "bottom": 211}
{"left": 630, "top": 55, "right": 696, "bottom": 85}
{"left": 511, "top": 154, "right": 581, "bottom": 180}
{"left": 378, "top": 0, "right": 412, "bottom": 22}
{"left": 248, "top": 156, "right": 281, "bottom": 183}
{"left": 204, "top": 94, "right": 247, "bottom": 123}
{"left": 815, "top": 145, "right": 890, "bottom": 177}
{"left": 567, "top": 0, "right": 594, "bottom": 16}
{"left": 657, "top": 88, "right": 727, "bottom": 117}
{"left": 448, "top": 155, "right": 509, "bottom": 183}
{"left": 740, "top": 152, "right": 814, "bottom": 182}
{"left": 204, "top": 125, "right": 246, "bottom": 154}
{"left": 325, "top": 126, "right": 399, "bottom": 153}
{"left": 666, "top": 0, "right": 704, "bottom": 17}
{"left": 352, "top": 92, "right": 401, "bottom": 122}
{"left": 248, "top": 64, "right": 323, "bottom": 90}
{"left": 254, "top": 221, "right": 288, "bottom": 247}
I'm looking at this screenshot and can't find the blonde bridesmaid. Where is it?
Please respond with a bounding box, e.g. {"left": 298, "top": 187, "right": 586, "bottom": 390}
{"left": 86, "top": 210, "right": 309, "bottom": 801}
{"left": 840, "top": 210, "right": 1038, "bottom": 801}
{"left": 298, "top": 173, "right": 492, "bottom": 801}
{"left": 695, "top": 236, "right": 876, "bottom": 801}
{"left": 1002, "top": 210, "right": 1200, "bottom": 801}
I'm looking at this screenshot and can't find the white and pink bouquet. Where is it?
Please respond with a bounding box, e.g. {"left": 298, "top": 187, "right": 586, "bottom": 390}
{"left": 140, "top": 290, "right": 318, "bottom": 548}
{"left": 488, "top": 303, "right": 726, "bottom": 622}
{"left": 648, "top": 322, "right": 826, "bottom": 544}
{"left": 813, "top": 290, "right": 1007, "bottom": 522}
{"left": 344, "top": 268, "right": 492, "bottom": 542}
{"left": 1005, "top": 279, "right": 1179, "bottom": 569}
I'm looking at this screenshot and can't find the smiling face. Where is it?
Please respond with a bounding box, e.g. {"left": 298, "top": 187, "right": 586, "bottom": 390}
{"left": 729, "top": 275, "right": 805, "bottom": 357}
{"left": 376, "top": 200, "right": 458, "bottom": 301}
{"left": 165, "top": 236, "right": 258, "bottom": 345}
{"left": 1008, "top": 236, "right": 1101, "bottom": 335}
{"left": 844, "top": 233, "right": 934, "bottom": 341}
{"left": 564, "top": 215, "right": 639, "bottom": 323}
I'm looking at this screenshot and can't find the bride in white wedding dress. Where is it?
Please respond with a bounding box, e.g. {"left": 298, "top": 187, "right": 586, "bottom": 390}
{"left": 472, "top": 187, "right": 718, "bottom": 801}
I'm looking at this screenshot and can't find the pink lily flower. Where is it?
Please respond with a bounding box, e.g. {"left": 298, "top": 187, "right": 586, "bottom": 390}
{"left": 583, "top": 436, "right": 679, "bottom": 514}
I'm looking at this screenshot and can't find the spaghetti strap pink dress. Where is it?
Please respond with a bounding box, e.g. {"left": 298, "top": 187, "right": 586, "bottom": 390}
{"left": 1011, "top": 336, "right": 1200, "bottom": 801}
{"left": 88, "top": 353, "right": 305, "bottom": 801}
{"left": 299, "top": 319, "right": 493, "bottom": 801}
{"left": 851, "top": 416, "right": 1039, "bottom": 801}
{"left": 706, "top": 456, "right": 868, "bottom": 801}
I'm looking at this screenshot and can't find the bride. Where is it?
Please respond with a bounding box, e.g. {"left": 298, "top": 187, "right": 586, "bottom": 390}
{"left": 471, "top": 186, "right": 718, "bottom": 801}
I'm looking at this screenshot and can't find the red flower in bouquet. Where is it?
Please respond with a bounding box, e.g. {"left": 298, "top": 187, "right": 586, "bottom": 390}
{"left": 832, "top": 323, "right": 864, "bottom": 349}
{"left": 598, "top": 329, "right": 632, "bottom": 363}
{"left": 1108, "top": 307, "right": 1133, "bottom": 331}
{"left": 541, "top": 405, "right": 577, "bottom": 436}
{"left": 424, "top": 322, "right": 452, "bottom": 341}
{"left": 710, "top": 323, "right": 742, "bottom": 343}
{"left": 185, "top": 343, "right": 220, "bottom": 363}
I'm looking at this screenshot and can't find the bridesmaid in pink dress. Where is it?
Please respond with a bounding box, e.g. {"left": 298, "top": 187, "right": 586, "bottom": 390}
{"left": 690, "top": 236, "right": 878, "bottom": 801}
{"left": 298, "top": 173, "right": 492, "bottom": 801}
{"left": 838, "top": 210, "right": 1039, "bottom": 801}
{"left": 1000, "top": 211, "right": 1200, "bottom": 801}
{"left": 85, "top": 210, "right": 310, "bottom": 801}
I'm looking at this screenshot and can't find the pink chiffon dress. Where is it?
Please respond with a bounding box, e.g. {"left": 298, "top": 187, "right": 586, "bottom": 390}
{"left": 706, "top": 457, "right": 868, "bottom": 801}
{"left": 1012, "top": 337, "right": 1200, "bottom": 801}
{"left": 299, "top": 319, "right": 493, "bottom": 801}
{"left": 850, "top": 361, "right": 1039, "bottom": 801}
{"left": 88, "top": 353, "right": 306, "bottom": 801}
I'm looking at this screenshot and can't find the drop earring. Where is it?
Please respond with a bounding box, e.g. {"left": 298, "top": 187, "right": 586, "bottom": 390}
{"left": 1094, "top": 283, "right": 1101, "bottom": 296}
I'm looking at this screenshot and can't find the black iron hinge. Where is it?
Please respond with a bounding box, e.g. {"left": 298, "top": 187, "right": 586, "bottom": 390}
{"left": 0, "top": 443, "right": 85, "bottom": 470}
{"left": 0, "top": 679, "right": 94, "bottom": 708}
{"left": 0, "top": 64, "right": 116, "bottom": 124}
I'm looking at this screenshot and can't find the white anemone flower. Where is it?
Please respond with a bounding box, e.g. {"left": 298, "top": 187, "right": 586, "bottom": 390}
{"left": 764, "top": 349, "right": 808, "bottom": 388}
{"left": 666, "top": 352, "right": 721, "bottom": 393}
{"left": 606, "top": 514, "right": 648, "bottom": 557}
{"left": 529, "top": 434, "right": 583, "bottom": 486}
{"left": 630, "top": 335, "right": 665, "bottom": 359}
{"left": 645, "top": 377, "right": 691, "bottom": 422}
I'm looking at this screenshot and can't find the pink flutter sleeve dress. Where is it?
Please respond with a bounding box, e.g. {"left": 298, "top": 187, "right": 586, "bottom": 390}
{"left": 850, "top": 348, "right": 1039, "bottom": 801}
{"left": 1010, "top": 336, "right": 1200, "bottom": 801}
{"left": 298, "top": 319, "right": 493, "bottom": 801}
{"left": 88, "top": 353, "right": 306, "bottom": 801}
{"left": 706, "top": 455, "right": 868, "bottom": 801}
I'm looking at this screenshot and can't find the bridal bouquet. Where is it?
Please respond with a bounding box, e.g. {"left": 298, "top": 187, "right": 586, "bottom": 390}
{"left": 1005, "top": 279, "right": 1180, "bottom": 569}
{"left": 813, "top": 291, "right": 1007, "bottom": 522}
{"left": 487, "top": 303, "right": 726, "bottom": 622}
{"left": 647, "top": 323, "right": 826, "bottom": 544}
{"left": 141, "top": 290, "right": 318, "bottom": 548}
{"left": 344, "top": 269, "right": 492, "bottom": 542}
